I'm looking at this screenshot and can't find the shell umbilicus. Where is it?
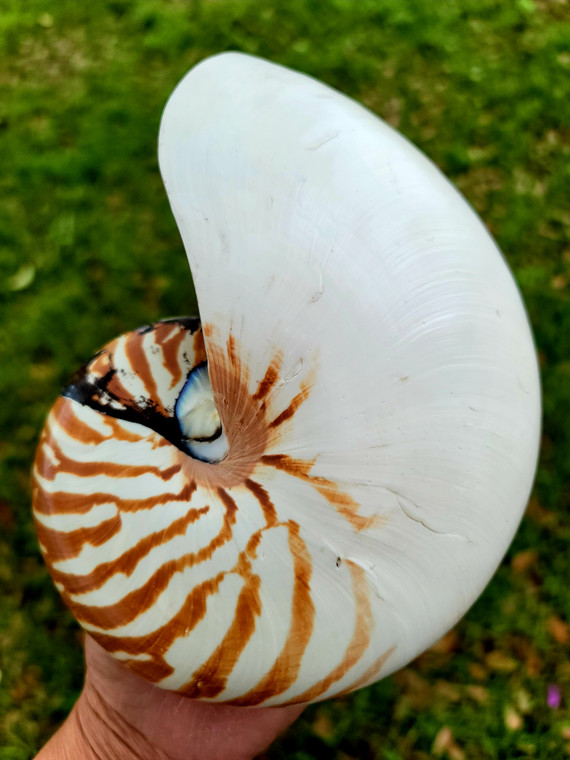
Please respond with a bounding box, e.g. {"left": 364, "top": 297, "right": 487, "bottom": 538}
{"left": 32, "top": 53, "right": 541, "bottom": 706}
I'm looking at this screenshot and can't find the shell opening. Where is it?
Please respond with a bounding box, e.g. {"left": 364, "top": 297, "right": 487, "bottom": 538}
{"left": 175, "top": 363, "right": 229, "bottom": 463}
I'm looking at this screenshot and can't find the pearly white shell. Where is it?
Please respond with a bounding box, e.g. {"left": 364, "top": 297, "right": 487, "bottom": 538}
{"left": 34, "top": 53, "right": 541, "bottom": 706}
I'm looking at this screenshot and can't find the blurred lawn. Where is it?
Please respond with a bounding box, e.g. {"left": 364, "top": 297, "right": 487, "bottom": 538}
{"left": 1, "top": 0, "right": 569, "bottom": 758}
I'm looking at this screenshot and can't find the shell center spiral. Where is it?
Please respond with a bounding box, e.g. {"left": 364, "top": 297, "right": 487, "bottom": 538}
{"left": 175, "top": 363, "right": 230, "bottom": 463}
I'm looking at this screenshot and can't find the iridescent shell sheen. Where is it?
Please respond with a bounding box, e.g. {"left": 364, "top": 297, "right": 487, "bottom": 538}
{"left": 32, "top": 53, "right": 541, "bottom": 706}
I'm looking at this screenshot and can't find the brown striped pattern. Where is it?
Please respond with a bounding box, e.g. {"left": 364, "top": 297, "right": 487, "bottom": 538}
{"left": 32, "top": 318, "right": 394, "bottom": 704}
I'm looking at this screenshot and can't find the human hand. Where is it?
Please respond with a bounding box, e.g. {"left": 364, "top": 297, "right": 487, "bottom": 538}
{"left": 36, "top": 635, "right": 305, "bottom": 760}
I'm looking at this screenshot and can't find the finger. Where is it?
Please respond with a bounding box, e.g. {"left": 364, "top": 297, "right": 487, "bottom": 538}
{"left": 83, "top": 635, "right": 304, "bottom": 760}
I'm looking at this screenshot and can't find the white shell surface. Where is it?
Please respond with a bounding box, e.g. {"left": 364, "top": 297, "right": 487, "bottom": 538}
{"left": 33, "top": 53, "right": 541, "bottom": 708}
{"left": 157, "top": 54, "right": 541, "bottom": 700}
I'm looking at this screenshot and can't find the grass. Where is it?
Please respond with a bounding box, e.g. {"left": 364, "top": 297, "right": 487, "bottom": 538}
{"left": 0, "top": 0, "right": 569, "bottom": 758}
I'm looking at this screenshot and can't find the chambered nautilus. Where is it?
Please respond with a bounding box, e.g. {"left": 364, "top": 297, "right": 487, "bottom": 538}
{"left": 32, "top": 53, "right": 541, "bottom": 707}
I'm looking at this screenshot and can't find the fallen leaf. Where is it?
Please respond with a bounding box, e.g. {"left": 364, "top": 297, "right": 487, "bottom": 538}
{"left": 9, "top": 666, "right": 41, "bottom": 702}
{"left": 526, "top": 649, "right": 542, "bottom": 676}
{"left": 466, "top": 685, "right": 489, "bottom": 704}
{"left": 432, "top": 726, "right": 465, "bottom": 760}
{"left": 435, "top": 680, "right": 461, "bottom": 702}
{"left": 7, "top": 264, "right": 35, "bottom": 292}
{"left": 514, "top": 688, "right": 532, "bottom": 714}
{"left": 511, "top": 549, "right": 538, "bottom": 573}
{"left": 485, "top": 651, "right": 518, "bottom": 672}
{"left": 539, "top": 222, "right": 557, "bottom": 239}
{"left": 312, "top": 710, "right": 334, "bottom": 741}
{"left": 505, "top": 707, "right": 523, "bottom": 731}
{"left": 468, "top": 663, "right": 488, "bottom": 681}
{"left": 509, "top": 635, "right": 544, "bottom": 678}
{"left": 433, "top": 727, "right": 454, "bottom": 756}
{"left": 525, "top": 498, "right": 557, "bottom": 526}
{"left": 547, "top": 616, "right": 569, "bottom": 644}
{"left": 430, "top": 629, "right": 459, "bottom": 654}
{"left": 394, "top": 669, "right": 433, "bottom": 709}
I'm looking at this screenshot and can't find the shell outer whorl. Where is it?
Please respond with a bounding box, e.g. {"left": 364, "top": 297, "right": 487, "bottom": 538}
{"left": 62, "top": 317, "right": 202, "bottom": 456}
{"left": 32, "top": 317, "right": 394, "bottom": 706}
{"left": 32, "top": 51, "right": 542, "bottom": 708}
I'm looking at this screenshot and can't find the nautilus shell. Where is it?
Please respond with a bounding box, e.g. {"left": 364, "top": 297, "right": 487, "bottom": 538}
{"left": 32, "top": 53, "right": 541, "bottom": 706}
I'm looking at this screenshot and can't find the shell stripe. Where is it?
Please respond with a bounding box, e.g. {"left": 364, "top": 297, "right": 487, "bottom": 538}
{"left": 335, "top": 646, "right": 396, "bottom": 698}
{"left": 290, "top": 561, "right": 374, "bottom": 704}
{"left": 41, "top": 503, "right": 209, "bottom": 585}
{"left": 33, "top": 319, "right": 384, "bottom": 704}
{"left": 261, "top": 454, "right": 384, "bottom": 532}
{"left": 35, "top": 513, "right": 124, "bottom": 564}
{"left": 124, "top": 331, "right": 164, "bottom": 415}
{"left": 253, "top": 359, "right": 282, "bottom": 401}
{"left": 55, "top": 489, "right": 239, "bottom": 630}
{"left": 227, "top": 520, "right": 315, "bottom": 705}
{"left": 268, "top": 381, "right": 312, "bottom": 430}
{"left": 38, "top": 438, "right": 181, "bottom": 484}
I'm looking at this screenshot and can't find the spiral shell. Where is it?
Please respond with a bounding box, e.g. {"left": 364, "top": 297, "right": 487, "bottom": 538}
{"left": 32, "top": 53, "right": 541, "bottom": 706}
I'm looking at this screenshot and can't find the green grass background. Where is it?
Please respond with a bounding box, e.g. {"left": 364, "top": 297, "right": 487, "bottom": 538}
{"left": 1, "top": 0, "right": 569, "bottom": 758}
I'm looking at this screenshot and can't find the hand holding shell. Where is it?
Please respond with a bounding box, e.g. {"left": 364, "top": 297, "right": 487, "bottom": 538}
{"left": 32, "top": 53, "right": 541, "bottom": 706}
